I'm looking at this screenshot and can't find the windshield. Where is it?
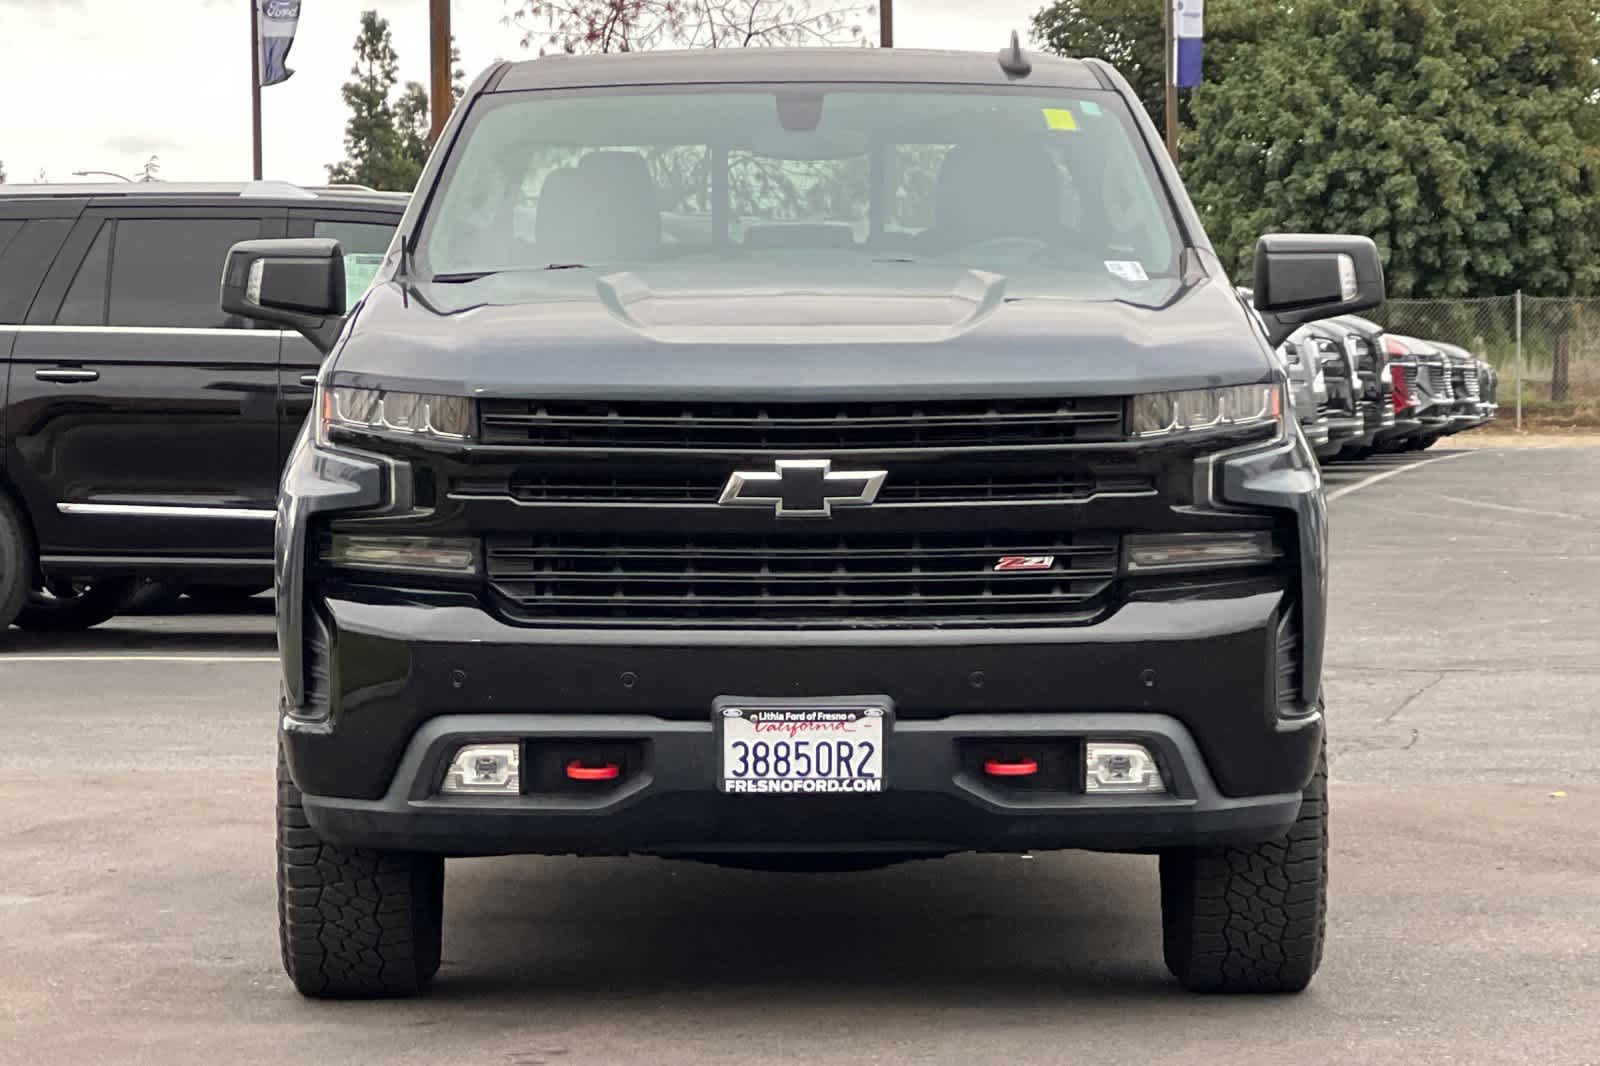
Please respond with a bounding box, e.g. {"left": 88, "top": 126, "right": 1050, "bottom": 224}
{"left": 421, "top": 86, "right": 1182, "bottom": 290}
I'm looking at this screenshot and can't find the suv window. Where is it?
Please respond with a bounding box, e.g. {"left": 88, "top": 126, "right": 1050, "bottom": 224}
{"left": 0, "top": 218, "right": 74, "bottom": 323}
{"left": 0, "top": 220, "right": 23, "bottom": 260}
{"left": 108, "top": 217, "right": 262, "bottom": 328}
{"left": 313, "top": 219, "right": 396, "bottom": 307}
{"left": 56, "top": 222, "right": 111, "bottom": 326}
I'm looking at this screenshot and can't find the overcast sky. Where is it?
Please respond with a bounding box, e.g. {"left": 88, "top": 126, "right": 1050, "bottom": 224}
{"left": 0, "top": 0, "right": 1044, "bottom": 186}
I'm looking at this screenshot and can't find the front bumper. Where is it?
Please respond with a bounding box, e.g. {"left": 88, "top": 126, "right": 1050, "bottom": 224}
{"left": 1373, "top": 417, "right": 1425, "bottom": 444}
{"left": 300, "top": 709, "right": 1309, "bottom": 857}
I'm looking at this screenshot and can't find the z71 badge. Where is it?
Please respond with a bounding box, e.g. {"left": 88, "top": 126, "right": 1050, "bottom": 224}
{"left": 993, "top": 555, "right": 1056, "bottom": 572}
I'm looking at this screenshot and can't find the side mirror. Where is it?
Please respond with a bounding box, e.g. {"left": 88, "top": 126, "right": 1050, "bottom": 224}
{"left": 221, "top": 239, "right": 346, "bottom": 354}
{"left": 1252, "top": 234, "right": 1384, "bottom": 347}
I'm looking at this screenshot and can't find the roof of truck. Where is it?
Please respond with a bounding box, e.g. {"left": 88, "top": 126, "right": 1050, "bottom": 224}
{"left": 493, "top": 46, "right": 1105, "bottom": 93}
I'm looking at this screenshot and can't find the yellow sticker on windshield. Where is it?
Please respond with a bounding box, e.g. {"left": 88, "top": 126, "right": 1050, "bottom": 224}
{"left": 1042, "top": 108, "right": 1078, "bottom": 131}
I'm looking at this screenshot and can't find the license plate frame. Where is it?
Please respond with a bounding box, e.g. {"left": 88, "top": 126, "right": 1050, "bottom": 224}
{"left": 714, "top": 698, "right": 891, "bottom": 795}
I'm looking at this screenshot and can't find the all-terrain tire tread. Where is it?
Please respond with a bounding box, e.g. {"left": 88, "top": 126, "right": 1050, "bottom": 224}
{"left": 276, "top": 746, "right": 443, "bottom": 998}
{"left": 1160, "top": 744, "right": 1328, "bottom": 993}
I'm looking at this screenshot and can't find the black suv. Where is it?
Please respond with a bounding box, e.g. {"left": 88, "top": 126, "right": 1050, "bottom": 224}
{"left": 231, "top": 47, "right": 1382, "bottom": 998}
{"left": 0, "top": 182, "right": 404, "bottom": 630}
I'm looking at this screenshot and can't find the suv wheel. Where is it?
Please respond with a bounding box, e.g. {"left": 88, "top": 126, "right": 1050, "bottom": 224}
{"left": 1158, "top": 741, "right": 1328, "bottom": 993}
{"left": 277, "top": 743, "right": 444, "bottom": 998}
{"left": 14, "top": 576, "right": 136, "bottom": 631}
{"left": 0, "top": 494, "right": 31, "bottom": 630}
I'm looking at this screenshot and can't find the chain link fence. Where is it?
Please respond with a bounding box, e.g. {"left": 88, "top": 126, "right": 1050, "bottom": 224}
{"left": 1369, "top": 295, "right": 1600, "bottom": 428}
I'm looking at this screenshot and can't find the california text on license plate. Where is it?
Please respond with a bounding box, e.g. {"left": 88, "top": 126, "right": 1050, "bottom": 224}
{"left": 717, "top": 705, "right": 888, "bottom": 794}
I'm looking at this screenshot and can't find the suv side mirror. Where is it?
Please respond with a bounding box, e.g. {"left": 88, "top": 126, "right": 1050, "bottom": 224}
{"left": 221, "top": 238, "right": 346, "bottom": 353}
{"left": 1252, "top": 234, "right": 1384, "bottom": 347}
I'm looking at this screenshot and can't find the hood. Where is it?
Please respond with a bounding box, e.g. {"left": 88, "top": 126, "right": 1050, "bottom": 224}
{"left": 332, "top": 260, "right": 1274, "bottom": 401}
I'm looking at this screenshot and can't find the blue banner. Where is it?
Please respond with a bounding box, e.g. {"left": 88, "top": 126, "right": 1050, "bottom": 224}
{"left": 259, "top": 0, "right": 301, "bottom": 87}
{"left": 1173, "top": 0, "right": 1203, "bottom": 88}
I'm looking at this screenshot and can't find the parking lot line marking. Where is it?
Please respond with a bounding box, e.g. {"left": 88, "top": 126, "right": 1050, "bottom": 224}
{"left": 0, "top": 654, "right": 278, "bottom": 664}
{"left": 1432, "top": 494, "right": 1596, "bottom": 523}
{"left": 1326, "top": 451, "right": 1476, "bottom": 502}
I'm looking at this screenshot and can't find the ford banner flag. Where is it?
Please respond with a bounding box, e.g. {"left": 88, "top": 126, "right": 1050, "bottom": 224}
{"left": 1173, "top": 0, "right": 1203, "bottom": 88}
{"left": 259, "top": 0, "right": 301, "bottom": 87}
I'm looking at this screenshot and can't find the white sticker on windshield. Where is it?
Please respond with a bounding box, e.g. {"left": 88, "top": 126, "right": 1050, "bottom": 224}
{"left": 1104, "top": 260, "right": 1149, "bottom": 282}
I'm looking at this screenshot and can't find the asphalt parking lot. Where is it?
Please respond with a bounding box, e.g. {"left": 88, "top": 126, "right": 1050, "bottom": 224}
{"left": 2, "top": 443, "right": 1597, "bottom": 1065}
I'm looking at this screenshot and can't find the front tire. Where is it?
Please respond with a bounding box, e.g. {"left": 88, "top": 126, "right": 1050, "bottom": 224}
{"left": 0, "top": 493, "right": 31, "bottom": 630}
{"left": 14, "top": 576, "right": 136, "bottom": 631}
{"left": 277, "top": 744, "right": 444, "bottom": 998}
{"left": 1158, "top": 743, "right": 1328, "bottom": 993}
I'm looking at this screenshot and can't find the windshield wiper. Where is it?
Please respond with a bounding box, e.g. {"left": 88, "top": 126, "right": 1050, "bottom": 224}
{"left": 431, "top": 264, "right": 592, "bottom": 283}
{"left": 431, "top": 271, "right": 499, "bottom": 283}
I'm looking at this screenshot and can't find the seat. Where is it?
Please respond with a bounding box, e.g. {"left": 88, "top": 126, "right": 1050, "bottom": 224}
{"left": 571, "top": 150, "right": 662, "bottom": 261}
{"left": 921, "top": 140, "right": 1066, "bottom": 252}
{"left": 533, "top": 167, "right": 585, "bottom": 263}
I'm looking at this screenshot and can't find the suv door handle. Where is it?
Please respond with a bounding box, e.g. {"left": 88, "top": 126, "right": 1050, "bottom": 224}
{"left": 35, "top": 368, "right": 99, "bottom": 383}
{"left": 298, "top": 374, "right": 319, "bottom": 387}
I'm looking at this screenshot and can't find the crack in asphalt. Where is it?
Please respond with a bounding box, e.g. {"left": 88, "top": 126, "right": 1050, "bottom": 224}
{"left": 1380, "top": 672, "right": 1445, "bottom": 725}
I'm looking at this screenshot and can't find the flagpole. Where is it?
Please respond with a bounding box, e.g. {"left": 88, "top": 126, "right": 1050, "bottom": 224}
{"left": 1163, "top": 0, "right": 1178, "bottom": 165}
{"left": 250, "top": 0, "right": 263, "bottom": 179}
{"left": 429, "top": 0, "right": 451, "bottom": 145}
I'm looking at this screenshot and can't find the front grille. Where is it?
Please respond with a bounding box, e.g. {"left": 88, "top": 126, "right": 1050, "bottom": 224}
{"left": 1462, "top": 371, "right": 1481, "bottom": 402}
{"left": 1420, "top": 359, "right": 1450, "bottom": 399}
{"left": 1347, "top": 337, "right": 1377, "bottom": 374}
{"left": 478, "top": 396, "right": 1127, "bottom": 451}
{"left": 485, "top": 530, "right": 1122, "bottom": 626}
{"left": 455, "top": 470, "right": 1156, "bottom": 507}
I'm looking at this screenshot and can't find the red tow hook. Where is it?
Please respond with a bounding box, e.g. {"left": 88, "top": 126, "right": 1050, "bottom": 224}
{"left": 984, "top": 757, "right": 1039, "bottom": 778}
{"left": 565, "top": 760, "right": 622, "bottom": 782}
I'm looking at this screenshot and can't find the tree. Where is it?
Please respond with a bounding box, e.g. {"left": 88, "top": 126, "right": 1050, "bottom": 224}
{"left": 327, "top": 11, "right": 464, "bottom": 191}
{"left": 1029, "top": 0, "right": 1276, "bottom": 132}
{"left": 1183, "top": 0, "right": 1600, "bottom": 298}
{"left": 510, "top": 0, "right": 874, "bottom": 54}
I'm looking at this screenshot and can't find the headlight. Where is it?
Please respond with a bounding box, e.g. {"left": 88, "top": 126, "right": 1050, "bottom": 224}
{"left": 1130, "top": 384, "right": 1282, "bottom": 438}
{"left": 319, "top": 385, "right": 474, "bottom": 444}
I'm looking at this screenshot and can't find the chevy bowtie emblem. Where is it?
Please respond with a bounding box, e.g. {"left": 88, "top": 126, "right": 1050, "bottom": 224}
{"left": 718, "top": 459, "right": 887, "bottom": 518}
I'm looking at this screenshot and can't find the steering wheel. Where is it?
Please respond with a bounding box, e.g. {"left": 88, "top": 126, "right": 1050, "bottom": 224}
{"left": 958, "top": 236, "right": 1053, "bottom": 257}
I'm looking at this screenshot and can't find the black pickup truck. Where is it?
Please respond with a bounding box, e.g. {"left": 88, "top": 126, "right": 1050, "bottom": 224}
{"left": 0, "top": 182, "right": 403, "bottom": 630}
{"left": 226, "top": 45, "right": 1383, "bottom": 998}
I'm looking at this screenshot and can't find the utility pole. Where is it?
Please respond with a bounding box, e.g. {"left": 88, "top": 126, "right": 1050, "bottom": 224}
{"left": 1162, "top": 0, "right": 1178, "bottom": 165}
{"left": 249, "top": 0, "right": 263, "bottom": 179}
{"left": 429, "top": 0, "right": 452, "bottom": 145}
{"left": 880, "top": 0, "right": 893, "bottom": 47}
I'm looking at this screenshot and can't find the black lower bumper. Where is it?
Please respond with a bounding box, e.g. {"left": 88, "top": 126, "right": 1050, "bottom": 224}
{"left": 283, "top": 586, "right": 1323, "bottom": 857}
{"left": 299, "top": 710, "right": 1309, "bottom": 857}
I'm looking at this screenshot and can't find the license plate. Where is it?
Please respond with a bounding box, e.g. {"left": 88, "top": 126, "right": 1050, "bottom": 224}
{"left": 717, "top": 704, "right": 888, "bottom": 795}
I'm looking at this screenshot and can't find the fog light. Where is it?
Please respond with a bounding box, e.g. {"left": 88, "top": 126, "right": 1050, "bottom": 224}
{"left": 323, "top": 534, "right": 478, "bottom": 574}
{"left": 1125, "top": 531, "right": 1281, "bottom": 572}
{"left": 1085, "top": 742, "right": 1165, "bottom": 794}
{"left": 441, "top": 743, "right": 520, "bottom": 795}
